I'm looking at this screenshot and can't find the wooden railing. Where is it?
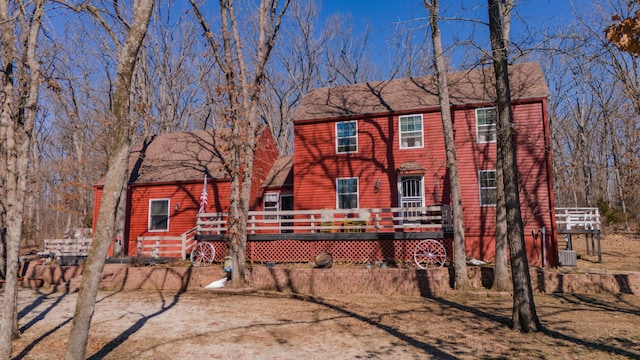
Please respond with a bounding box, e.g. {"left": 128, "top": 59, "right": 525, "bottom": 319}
{"left": 555, "top": 207, "right": 601, "bottom": 232}
{"left": 40, "top": 238, "right": 92, "bottom": 258}
{"left": 137, "top": 226, "right": 199, "bottom": 259}
{"left": 197, "top": 205, "right": 452, "bottom": 235}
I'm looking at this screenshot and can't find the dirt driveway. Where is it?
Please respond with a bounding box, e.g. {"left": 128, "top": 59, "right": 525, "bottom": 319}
{"left": 7, "top": 234, "right": 640, "bottom": 359}
{"left": 7, "top": 287, "right": 640, "bottom": 360}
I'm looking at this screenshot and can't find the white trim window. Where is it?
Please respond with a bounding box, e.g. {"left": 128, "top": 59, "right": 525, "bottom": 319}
{"left": 399, "top": 114, "right": 423, "bottom": 149}
{"left": 476, "top": 107, "right": 497, "bottom": 143}
{"left": 478, "top": 170, "right": 497, "bottom": 206}
{"left": 149, "top": 199, "right": 170, "bottom": 231}
{"left": 336, "top": 120, "right": 358, "bottom": 153}
{"left": 337, "top": 177, "right": 358, "bottom": 209}
{"left": 264, "top": 192, "right": 279, "bottom": 220}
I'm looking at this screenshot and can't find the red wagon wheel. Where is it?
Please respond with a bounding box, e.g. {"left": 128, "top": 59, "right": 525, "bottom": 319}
{"left": 414, "top": 239, "right": 447, "bottom": 269}
{"left": 190, "top": 242, "right": 215, "bottom": 267}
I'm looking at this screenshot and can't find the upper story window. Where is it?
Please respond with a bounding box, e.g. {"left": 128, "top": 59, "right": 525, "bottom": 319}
{"left": 337, "top": 177, "right": 358, "bottom": 209}
{"left": 476, "top": 107, "right": 497, "bottom": 143}
{"left": 149, "top": 199, "right": 169, "bottom": 231}
{"left": 336, "top": 121, "right": 357, "bottom": 153}
{"left": 399, "top": 114, "right": 423, "bottom": 149}
{"left": 478, "top": 170, "right": 497, "bottom": 206}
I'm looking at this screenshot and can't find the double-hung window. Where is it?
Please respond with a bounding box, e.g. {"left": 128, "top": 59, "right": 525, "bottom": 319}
{"left": 399, "top": 114, "right": 423, "bottom": 149}
{"left": 337, "top": 177, "right": 358, "bottom": 209}
{"left": 478, "top": 170, "right": 497, "bottom": 206}
{"left": 336, "top": 121, "right": 357, "bottom": 153}
{"left": 149, "top": 199, "right": 169, "bottom": 231}
{"left": 476, "top": 107, "right": 497, "bottom": 143}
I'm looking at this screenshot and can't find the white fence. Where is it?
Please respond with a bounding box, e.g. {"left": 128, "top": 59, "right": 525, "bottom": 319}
{"left": 197, "top": 206, "right": 453, "bottom": 235}
{"left": 41, "top": 238, "right": 92, "bottom": 257}
{"left": 41, "top": 228, "right": 93, "bottom": 258}
{"left": 136, "top": 226, "right": 198, "bottom": 259}
{"left": 555, "top": 207, "right": 600, "bottom": 232}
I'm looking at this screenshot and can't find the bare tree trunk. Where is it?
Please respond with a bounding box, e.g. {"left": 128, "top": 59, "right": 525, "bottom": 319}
{"left": 604, "top": 116, "right": 631, "bottom": 231}
{"left": 488, "top": 0, "right": 540, "bottom": 332}
{"left": 493, "top": 156, "right": 510, "bottom": 290}
{"left": 113, "top": 181, "right": 127, "bottom": 257}
{"left": 424, "top": 0, "right": 468, "bottom": 290}
{"left": 65, "top": 1, "right": 154, "bottom": 358}
{"left": 190, "top": 0, "right": 290, "bottom": 287}
{"left": 493, "top": 0, "right": 513, "bottom": 292}
{"left": 0, "top": 1, "right": 45, "bottom": 357}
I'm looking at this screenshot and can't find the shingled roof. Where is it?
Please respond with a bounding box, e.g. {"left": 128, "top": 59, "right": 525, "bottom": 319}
{"left": 127, "top": 130, "right": 229, "bottom": 184}
{"left": 293, "top": 62, "right": 549, "bottom": 122}
{"left": 262, "top": 155, "right": 293, "bottom": 188}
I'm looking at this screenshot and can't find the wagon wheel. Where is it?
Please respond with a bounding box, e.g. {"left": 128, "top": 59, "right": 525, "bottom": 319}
{"left": 190, "top": 242, "right": 215, "bottom": 267}
{"left": 414, "top": 239, "right": 446, "bottom": 269}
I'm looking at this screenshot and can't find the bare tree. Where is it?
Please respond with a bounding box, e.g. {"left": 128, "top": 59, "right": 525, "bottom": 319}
{"left": 322, "top": 14, "right": 377, "bottom": 85}
{"left": 488, "top": 0, "right": 540, "bottom": 332}
{"left": 493, "top": 0, "right": 514, "bottom": 292}
{"left": 65, "top": 1, "right": 154, "bottom": 358}
{"left": 423, "top": 0, "right": 468, "bottom": 290}
{"left": 190, "top": 0, "right": 290, "bottom": 287}
{"left": 541, "top": 0, "right": 640, "bottom": 230}
{"left": 136, "top": 0, "right": 211, "bottom": 135}
{"left": 261, "top": 1, "right": 332, "bottom": 154}
{"left": 0, "top": 0, "right": 46, "bottom": 356}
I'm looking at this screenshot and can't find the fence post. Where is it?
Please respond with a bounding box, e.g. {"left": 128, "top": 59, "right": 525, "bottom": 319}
{"left": 137, "top": 237, "right": 142, "bottom": 257}
{"left": 311, "top": 214, "right": 315, "bottom": 233}
{"left": 181, "top": 233, "right": 187, "bottom": 260}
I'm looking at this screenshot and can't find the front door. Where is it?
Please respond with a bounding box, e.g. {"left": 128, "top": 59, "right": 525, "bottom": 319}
{"left": 399, "top": 176, "right": 424, "bottom": 223}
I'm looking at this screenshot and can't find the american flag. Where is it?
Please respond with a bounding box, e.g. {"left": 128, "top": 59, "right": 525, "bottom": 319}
{"left": 199, "top": 175, "right": 208, "bottom": 214}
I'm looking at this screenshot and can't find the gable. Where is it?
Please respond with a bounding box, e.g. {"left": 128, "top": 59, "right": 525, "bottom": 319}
{"left": 262, "top": 155, "right": 293, "bottom": 189}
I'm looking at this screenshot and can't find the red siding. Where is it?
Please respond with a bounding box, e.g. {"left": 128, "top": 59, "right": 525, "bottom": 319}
{"left": 92, "top": 127, "right": 281, "bottom": 257}
{"left": 294, "top": 100, "right": 556, "bottom": 266}
{"left": 250, "top": 128, "right": 281, "bottom": 210}
{"left": 125, "top": 180, "right": 231, "bottom": 255}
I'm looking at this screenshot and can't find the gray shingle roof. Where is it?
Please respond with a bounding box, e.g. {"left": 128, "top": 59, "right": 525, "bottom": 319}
{"left": 128, "top": 130, "right": 229, "bottom": 184}
{"left": 262, "top": 155, "right": 293, "bottom": 188}
{"left": 293, "top": 62, "right": 549, "bottom": 122}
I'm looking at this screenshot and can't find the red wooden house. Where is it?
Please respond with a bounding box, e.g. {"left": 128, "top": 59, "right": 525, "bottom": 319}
{"left": 93, "top": 62, "right": 558, "bottom": 267}
{"left": 291, "top": 62, "right": 557, "bottom": 266}
{"left": 92, "top": 128, "right": 280, "bottom": 257}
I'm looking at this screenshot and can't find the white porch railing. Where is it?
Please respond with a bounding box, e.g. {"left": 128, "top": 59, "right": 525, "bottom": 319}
{"left": 137, "top": 226, "right": 199, "bottom": 259}
{"left": 40, "top": 238, "right": 92, "bottom": 258}
{"left": 197, "top": 205, "right": 452, "bottom": 234}
{"left": 555, "top": 207, "right": 600, "bottom": 231}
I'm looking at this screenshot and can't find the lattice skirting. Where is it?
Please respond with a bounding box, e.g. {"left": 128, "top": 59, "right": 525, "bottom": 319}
{"left": 205, "top": 239, "right": 453, "bottom": 264}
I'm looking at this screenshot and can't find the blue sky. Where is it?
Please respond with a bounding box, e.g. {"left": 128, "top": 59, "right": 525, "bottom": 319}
{"left": 319, "top": 0, "right": 576, "bottom": 65}
{"left": 319, "top": 0, "right": 575, "bottom": 33}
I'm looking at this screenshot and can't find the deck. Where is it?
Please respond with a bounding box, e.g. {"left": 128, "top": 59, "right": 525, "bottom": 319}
{"left": 555, "top": 207, "right": 602, "bottom": 263}
{"left": 135, "top": 206, "right": 602, "bottom": 265}
{"left": 135, "top": 206, "right": 453, "bottom": 262}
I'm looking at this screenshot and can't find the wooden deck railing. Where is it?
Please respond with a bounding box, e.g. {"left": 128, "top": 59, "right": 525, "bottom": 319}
{"left": 197, "top": 205, "right": 453, "bottom": 235}
{"left": 40, "top": 238, "right": 92, "bottom": 258}
{"left": 137, "top": 226, "right": 198, "bottom": 259}
{"left": 555, "top": 207, "right": 601, "bottom": 232}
